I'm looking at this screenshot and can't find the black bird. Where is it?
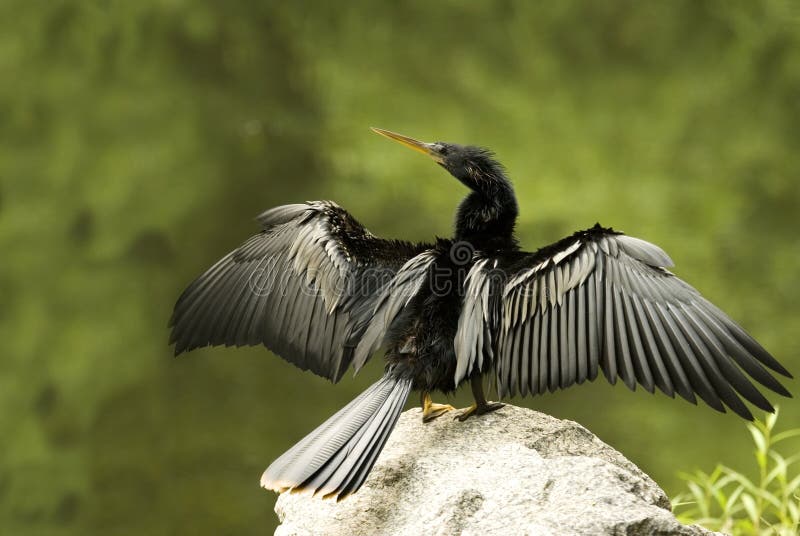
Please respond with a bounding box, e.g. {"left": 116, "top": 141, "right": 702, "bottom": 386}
{"left": 169, "top": 128, "right": 792, "bottom": 500}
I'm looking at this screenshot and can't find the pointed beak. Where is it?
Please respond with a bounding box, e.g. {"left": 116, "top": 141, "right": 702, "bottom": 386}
{"left": 371, "top": 127, "right": 443, "bottom": 163}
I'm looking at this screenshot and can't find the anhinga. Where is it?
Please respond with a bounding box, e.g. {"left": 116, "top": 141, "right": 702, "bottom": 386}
{"left": 169, "top": 128, "right": 792, "bottom": 500}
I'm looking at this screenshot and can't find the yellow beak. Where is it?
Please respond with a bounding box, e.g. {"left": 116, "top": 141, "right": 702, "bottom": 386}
{"left": 371, "top": 127, "right": 443, "bottom": 163}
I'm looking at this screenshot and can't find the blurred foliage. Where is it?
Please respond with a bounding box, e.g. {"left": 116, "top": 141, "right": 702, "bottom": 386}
{"left": 1, "top": 0, "right": 798, "bottom": 534}
{"left": 674, "top": 407, "right": 800, "bottom": 535}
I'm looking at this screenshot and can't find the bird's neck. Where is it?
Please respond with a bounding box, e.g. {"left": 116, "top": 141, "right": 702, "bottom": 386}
{"left": 454, "top": 178, "right": 519, "bottom": 252}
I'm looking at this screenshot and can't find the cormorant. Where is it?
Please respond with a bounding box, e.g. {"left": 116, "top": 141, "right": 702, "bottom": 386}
{"left": 169, "top": 128, "right": 792, "bottom": 500}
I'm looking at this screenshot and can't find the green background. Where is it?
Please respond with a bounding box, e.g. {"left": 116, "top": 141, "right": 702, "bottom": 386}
{"left": 2, "top": 1, "right": 799, "bottom": 534}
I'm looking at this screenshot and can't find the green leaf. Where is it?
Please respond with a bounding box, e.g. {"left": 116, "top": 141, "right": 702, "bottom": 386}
{"left": 787, "top": 500, "right": 799, "bottom": 524}
{"left": 766, "top": 451, "right": 788, "bottom": 486}
{"left": 787, "top": 474, "right": 800, "bottom": 494}
{"left": 749, "top": 486, "right": 783, "bottom": 510}
{"left": 773, "top": 429, "right": 800, "bottom": 445}
{"left": 725, "top": 485, "right": 745, "bottom": 514}
{"left": 740, "top": 493, "right": 759, "bottom": 525}
{"left": 756, "top": 450, "right": 768, "bottom": 472}
{"left": 748, "top": 422, "right": 767, "bottom": 454}
{"left": 721, "top": 465, "right": 755, "bottom": 489}
{"left": 766, "top": 408, "right": 779, "bottom": 431}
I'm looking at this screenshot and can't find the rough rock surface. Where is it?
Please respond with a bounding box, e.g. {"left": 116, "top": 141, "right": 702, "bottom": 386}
{"left": 275, "top": 405, "right": 720, "bottom": 536}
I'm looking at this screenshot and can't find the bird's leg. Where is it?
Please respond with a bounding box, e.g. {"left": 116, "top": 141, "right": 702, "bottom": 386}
{"left": 420, "top": 392, "right": 455, "bottom": 423}
{"left": 455, "top": 376, "right": 505, "bottom": 421}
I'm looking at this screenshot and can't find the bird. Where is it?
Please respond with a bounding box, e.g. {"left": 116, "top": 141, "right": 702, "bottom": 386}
{"left": 169, "top": 127, "right": 792, "bottom": 501}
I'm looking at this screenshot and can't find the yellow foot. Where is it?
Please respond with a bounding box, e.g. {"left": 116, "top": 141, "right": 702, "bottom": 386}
{"left": 454, "top": 401, "right": 505, "bottom": 422}
{"left": 421, "top": 392, "right": 455, "bottom": 423}
{"left": 423, "top": 402, "right": 455, "bottom": 423}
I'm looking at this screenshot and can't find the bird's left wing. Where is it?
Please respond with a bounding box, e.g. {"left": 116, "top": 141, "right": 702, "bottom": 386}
{"left": 454, "top": 225, "right": 791, "bottom": 419}
{"left": 169, "top": 201, "right": 431, "bottom": 382}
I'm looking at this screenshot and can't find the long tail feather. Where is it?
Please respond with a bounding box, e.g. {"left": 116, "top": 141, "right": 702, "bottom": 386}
{"left": 261, "top": 375, "right": 412, "bottom": 500}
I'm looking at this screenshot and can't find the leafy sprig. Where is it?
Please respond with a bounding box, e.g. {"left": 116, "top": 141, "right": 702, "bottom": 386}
{"left": 672, "top": 407, "right": 800, "bottom": 536}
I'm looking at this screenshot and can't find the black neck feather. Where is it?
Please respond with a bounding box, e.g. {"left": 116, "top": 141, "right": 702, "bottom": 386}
{"left": 451, "top": 156, "right": 518, "bottom": 250}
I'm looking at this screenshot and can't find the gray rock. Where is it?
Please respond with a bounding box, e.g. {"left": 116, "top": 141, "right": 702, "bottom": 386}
{"left": 274, "top": 405, "right": 721, "bottom": 536}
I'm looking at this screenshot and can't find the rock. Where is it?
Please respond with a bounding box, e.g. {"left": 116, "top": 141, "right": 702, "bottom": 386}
{"left": 274, "top": 405, "right": 720, "bottom": 536}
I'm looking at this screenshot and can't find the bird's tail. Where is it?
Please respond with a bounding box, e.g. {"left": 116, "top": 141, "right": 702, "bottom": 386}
{"left": 260, "top": 374, "right": 413, "bottom": 500}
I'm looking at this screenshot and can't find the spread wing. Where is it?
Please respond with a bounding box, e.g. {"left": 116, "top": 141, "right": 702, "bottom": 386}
{"left": 169, "top": 201, "right": 431, "bottom": 382}
{"left": 455, "top": 225, "right": 792, "bottom": 419}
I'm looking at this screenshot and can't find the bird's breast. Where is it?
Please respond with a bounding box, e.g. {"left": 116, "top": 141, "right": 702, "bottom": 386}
{"left": 384, "top": 243, "right": 474, "bottom": 392}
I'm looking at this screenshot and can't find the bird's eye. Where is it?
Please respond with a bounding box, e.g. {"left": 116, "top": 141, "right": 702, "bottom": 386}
{"left": 437, "top": 144, "right": 449, "bottom": 156}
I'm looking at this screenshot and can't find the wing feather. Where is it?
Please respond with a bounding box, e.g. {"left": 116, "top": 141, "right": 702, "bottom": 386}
{"left": 548, "top": 300, "right": 560, "bottom": 392}
{"left": 576, "top": 282, "right": 588, "bottom": 383}
{"left": 453, "top": 225, "right": 790, "bottom": 419}
{"left": 170, "top": 201, "right": 431, "bottom": 382}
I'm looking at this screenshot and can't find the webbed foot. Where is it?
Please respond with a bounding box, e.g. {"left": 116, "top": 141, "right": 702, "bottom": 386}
{"left": 454, "top": 401, "right": 505, "bottom": 421}
{"left": 421, "top": 392, "right": 455, "bottom": 422}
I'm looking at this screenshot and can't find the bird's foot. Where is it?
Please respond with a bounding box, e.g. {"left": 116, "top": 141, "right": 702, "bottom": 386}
{"left": 422, "top": 402, "right": 455, "bottom": 423}
{"left": 454, "top": 401, "right": 505, "bottom": 422}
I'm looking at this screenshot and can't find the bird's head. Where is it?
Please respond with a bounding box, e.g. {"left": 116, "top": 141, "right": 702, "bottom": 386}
{"left": 371, "top": 127, "right": 518, "bottom": 245}
{"left": 371, "top": 127, "right": 508, "bottom": 194}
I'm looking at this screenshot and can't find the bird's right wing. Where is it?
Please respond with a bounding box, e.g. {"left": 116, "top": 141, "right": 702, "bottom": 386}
{"left": 455, "top": 225, "right": 791, "bottom": 419}
{"left": 169, "top": 201, "right": 432, "bottom": 383}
